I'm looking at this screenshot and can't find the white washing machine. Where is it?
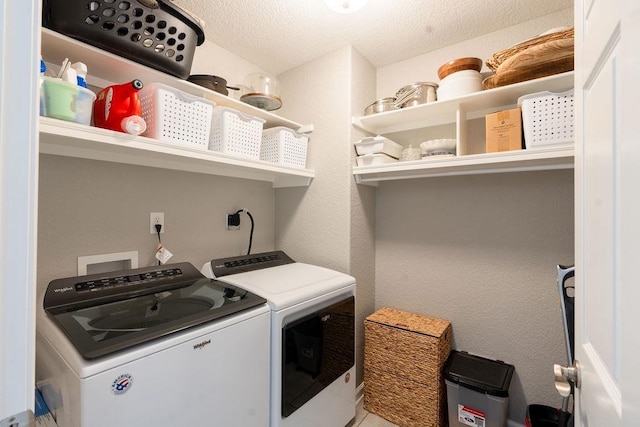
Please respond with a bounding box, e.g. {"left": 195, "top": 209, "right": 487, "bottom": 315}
{"left": 202, "top": 251, "right": 356, "bottom": 427}
{"left": 36, "top": 262, "right": 271, "bottom": 427}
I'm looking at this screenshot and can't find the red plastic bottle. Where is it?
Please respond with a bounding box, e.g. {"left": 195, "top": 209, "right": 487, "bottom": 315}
{"left": 93, "top": 80, "right": 147, "bottom": 135}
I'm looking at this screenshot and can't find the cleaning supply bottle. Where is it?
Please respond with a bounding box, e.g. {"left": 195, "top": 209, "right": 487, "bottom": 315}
{"left": 39, "top": 55, "right": 47, "bottom": 116}
{"left": 61, "top": 64, "right": 77, "bottom": 85}
{"left": 93, "top": 80, "right": 147, "bottom": 135}
{"left": 71, "top": 62, "right": 88, "bottom": 88}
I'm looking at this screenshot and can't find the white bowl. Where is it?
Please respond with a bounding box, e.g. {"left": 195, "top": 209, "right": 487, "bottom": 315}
{"left": 420, "top": 139, "right": 457, "bottom": 157}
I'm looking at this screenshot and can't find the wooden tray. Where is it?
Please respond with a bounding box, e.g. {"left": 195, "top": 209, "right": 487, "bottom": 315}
{"left": 486, "top": 27, "right": 574, "bottom": 72}
{"left": 483, "top": 38, "right": 574, "bottom": 89}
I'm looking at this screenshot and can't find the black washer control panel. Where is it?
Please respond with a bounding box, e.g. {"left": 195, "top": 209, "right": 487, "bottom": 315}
{"left": 44, "top": 263, "right": 202, "bottom": 314}
{"left": 74, "top": 268, "right": 183, "bottom": 293}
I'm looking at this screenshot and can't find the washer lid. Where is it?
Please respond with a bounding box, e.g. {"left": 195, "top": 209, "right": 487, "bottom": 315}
{"left": 217, "top": 262, "right": 355, "bottom": 310}
{"left": 42, "top": 262, "right": 266, "bottom": 360}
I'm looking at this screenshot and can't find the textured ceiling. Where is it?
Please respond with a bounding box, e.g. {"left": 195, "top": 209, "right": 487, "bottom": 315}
{"left": 173, "top": 0, "right": 573, "bottom": 75}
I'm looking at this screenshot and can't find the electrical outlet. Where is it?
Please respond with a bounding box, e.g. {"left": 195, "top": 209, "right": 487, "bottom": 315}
{"left": 226, "top": 213, "right": 240, "bottom": 230}
{"left": 150, "top": 212, "right": 165, "bottom": 234}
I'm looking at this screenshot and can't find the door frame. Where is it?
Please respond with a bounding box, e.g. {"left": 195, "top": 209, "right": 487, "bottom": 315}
{"left": 0, "top": 0, "right": 41, "bottom": 419}
{"left": 618, "top": 0, "right": 640, "bottom": 422}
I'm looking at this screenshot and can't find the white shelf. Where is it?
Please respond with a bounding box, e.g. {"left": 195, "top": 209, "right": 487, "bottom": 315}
{"left": 353, "top": 146, "right": 574, "bottom": 184}
{"left": 39, "top": 117, "right": 314, "bottom": 188}
{"left": 352, "top": 72, "right": 575, "bottom": 184}
{"left": 39, "top": 29, "right": 314, "bottom": 187}
{"left": 41, "top": 28, "right": 309, "bottom": 132}
{"left": 352, "top": 72, "right": 574, "bottom": 134}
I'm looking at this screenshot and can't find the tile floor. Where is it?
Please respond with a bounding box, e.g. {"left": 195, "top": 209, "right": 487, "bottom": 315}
{"left": 347, "top": 399, "right": 399, "bottom": 427}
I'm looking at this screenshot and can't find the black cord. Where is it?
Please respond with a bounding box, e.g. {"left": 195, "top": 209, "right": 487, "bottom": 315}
{"left": 235, "top": 209, "right": 254, "bottom": 255}
{"left": 246, "top": 210, "right": 254, "bottom": 255}
{"left": 155, "top": 223, "right": 162, "bottom": 265}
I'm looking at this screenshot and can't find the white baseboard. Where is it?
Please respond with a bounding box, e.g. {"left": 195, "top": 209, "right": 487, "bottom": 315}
{"left": 355, "top": 381, "right": 364, "bottom": 405}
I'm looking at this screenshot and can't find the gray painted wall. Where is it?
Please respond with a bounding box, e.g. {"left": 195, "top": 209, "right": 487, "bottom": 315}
{"left": 370, "top": 10, "right": 575, "bottom": 423}
{"left": 375, "top": 170, "right": 574, "bottom": 422}
{"left": 275, "top": 46, "right": 378, "bottom": 386}
{"left": 275, "top": 47, "right": 353, "bottom": 272}
{"left": 348, "top": 49, "right": 378, "bottom": 389}
{"left": 37, "top": 154, "right": 275, "bottom": 294}
{"left": 35, "top": 7, "right": 279, "bottom": 294}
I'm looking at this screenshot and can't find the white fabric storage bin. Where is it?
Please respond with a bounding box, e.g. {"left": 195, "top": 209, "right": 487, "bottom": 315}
{"left": 260, "top": 127, "right": 309, "bottom": 168}
{"left": 209, "top": 106, "right": 265, "bottom": 159}
{"left": 139, "top": 82, "right": 215, "bottom": 151}
{"left": 354, "top": 136, "right": 402, "bottom": 158}
{"left": 518, "top": 89, "right": 574, "bottom": 148}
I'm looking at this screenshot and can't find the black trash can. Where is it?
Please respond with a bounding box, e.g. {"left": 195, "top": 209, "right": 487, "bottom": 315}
{"left": 526, "top": 404, "right": 560, "bottom": 427}
{"left": 526, "top": 404, "right": 574, "bottom": 427}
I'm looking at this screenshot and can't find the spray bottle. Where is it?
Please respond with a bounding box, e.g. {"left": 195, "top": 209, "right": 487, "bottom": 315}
{"left": 93, "top": 80, "right": 147, "bottom": 135}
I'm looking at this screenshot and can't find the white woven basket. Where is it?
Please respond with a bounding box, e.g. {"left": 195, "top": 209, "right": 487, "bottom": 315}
{"left": 518, "top": 89, "right": 574, "bottom": 148}
{"left": 260, "top": 127, "right": 309, "bottom": 168}
{"left": 209, "top": 106, "right": 265, "bottom": 159}
{"left": 139, "top": 82, "right": 214, "bottom": 151}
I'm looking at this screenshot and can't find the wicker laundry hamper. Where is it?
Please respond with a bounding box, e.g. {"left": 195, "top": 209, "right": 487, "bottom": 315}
{"left": 364, "top": 308, "right": 452, "bottom": 427}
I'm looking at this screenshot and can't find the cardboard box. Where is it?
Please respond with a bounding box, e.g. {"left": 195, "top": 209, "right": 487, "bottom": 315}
{"left": 485, "top": 107, "right": 523, "bottom": 153}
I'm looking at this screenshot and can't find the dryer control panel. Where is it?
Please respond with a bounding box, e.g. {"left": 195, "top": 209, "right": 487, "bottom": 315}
{"left": 208, "top": 250, "right": 294, "bottom": 277}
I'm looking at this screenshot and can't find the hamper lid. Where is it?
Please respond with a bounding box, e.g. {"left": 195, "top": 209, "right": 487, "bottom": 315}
{"left": 365, "top": 307, "right": 451, "bottom": 338}
{"left": 444, "top": 350, "right": 515, "bottom": 397}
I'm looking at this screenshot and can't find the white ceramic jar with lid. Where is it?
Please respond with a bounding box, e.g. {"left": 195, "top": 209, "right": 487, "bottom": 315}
{"left": 437, "top": 70, "right": 483, "bottom": 101}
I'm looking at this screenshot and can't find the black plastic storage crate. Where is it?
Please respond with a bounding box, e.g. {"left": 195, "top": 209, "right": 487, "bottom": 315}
{"left": 42, "top": 0, "right": 205, "bottom": 79}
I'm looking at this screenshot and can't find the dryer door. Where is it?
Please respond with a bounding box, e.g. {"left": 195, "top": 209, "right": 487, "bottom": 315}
{"left": 281, "top": 295, "right": 354, "bottom": 417}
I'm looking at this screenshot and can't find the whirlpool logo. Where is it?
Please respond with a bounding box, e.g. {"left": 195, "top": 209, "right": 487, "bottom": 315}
{"left": 193, "top": 339, "right": 211, "bottom": 350}
{"left": 53, "top": 286, "right": 74, "bottom": 293}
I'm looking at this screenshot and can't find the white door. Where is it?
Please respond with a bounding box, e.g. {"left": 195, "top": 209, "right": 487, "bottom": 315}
{"left": 574, "top": 0, "right": 640, "bottom": 425}
{"left": 0, "top": 0, "right": 40, "bottom": 420}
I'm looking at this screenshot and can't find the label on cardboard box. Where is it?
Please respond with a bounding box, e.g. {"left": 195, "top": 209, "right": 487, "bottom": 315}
{"left": 485, "top": 107, "right": 523, "bottom": 153}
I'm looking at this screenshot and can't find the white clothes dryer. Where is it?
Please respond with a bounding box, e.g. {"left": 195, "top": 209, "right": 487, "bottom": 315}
{"left": 202, "top": 251, "right": 356, "bottom": 427}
